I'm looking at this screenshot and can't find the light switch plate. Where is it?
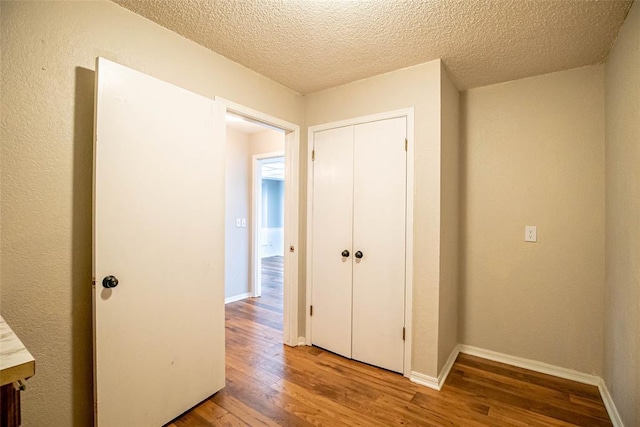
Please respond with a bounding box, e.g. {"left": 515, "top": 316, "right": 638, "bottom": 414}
{"left": 241, "top": 218, "right": 247, "bottom": 228}
{"left": 525, "top": 226, "right": 537, "bottom": 242}
{"left": 236, "top": 218, "right": 241, "bottom": 228}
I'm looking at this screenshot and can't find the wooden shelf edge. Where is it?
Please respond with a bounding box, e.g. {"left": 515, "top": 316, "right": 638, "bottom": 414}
{"left": 0, "top": 360, "right": 35, "bottom": 387}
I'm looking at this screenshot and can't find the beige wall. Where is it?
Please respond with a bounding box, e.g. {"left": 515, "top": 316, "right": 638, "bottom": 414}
{"left": 305, "top": 61, "right": 444, "bottom": 376}
{"left": 0, "top": 1, "right": 302, "bottom": 425}
{"left": 249, "top": 128, "right": 286, "bottom": 157}
{"left": 438, "top": 64, "right": 460, "bottom": 372}
{"left": 225, "top": 128, "right": 251, "bottom": 299}
{"left": 460, "top": 65, "right": 606, "bottom": 375}
{"left": 604, "top": 1, "right": 640, "bottom": 425}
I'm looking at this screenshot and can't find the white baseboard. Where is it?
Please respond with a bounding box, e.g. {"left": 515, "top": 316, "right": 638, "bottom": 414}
{"left": 297, "top": 336, "right": 307, "bottom": 346}
{"left": 410, "top": 345, "right": 460, "bottom": 391}
{"left": 410, "top": 371, "right": 439, "bottom": 390}
{"left": 598, "top": 379, "right": 624, "bottom": 427}
{"left": 438, "top": 344, "right": 461, "bottom": 387}
{"left": 224, "top": 292, "right": 251, "bottom": 304}
{"left": 458, "top": 345, "right": 623, "bottom": 427}
{"left": 458, "top": 345, "right": 600, "bottom": 385}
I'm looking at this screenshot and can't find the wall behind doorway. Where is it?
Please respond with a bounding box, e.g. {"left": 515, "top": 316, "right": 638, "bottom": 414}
{"left": 224, "top": 128, "right": 285, "bottom": 301}
{"left": 225, "top": 128, "right": 251, "bottom": 299}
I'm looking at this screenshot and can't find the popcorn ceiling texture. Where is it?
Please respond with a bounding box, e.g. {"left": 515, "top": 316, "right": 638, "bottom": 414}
{"left": 112, "top": 0, "right": 632, "bottom": 94}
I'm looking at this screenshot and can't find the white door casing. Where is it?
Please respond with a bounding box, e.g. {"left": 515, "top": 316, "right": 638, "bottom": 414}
{"left": 216, "top": 98, "right": 301, "bottom": 347}
{"left": 93, "top": 58, "right": 226, "bottom": 426}
{"left": 310, "top": 126, "right": 354, "bottom": 358}
{"left": 351, "top": 117, "right": 407, "bottom": 373}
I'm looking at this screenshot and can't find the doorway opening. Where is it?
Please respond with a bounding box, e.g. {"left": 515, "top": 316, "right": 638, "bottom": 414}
{"left": 220, "top": 98, "right": 300, "bottom": 347}
{"left": 254, "top": 155, "right": 285, "bottom": 301}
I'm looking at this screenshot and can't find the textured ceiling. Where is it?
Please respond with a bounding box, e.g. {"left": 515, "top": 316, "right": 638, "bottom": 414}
{"left": 112, "top": 0, "right": 633, "bottom": 94}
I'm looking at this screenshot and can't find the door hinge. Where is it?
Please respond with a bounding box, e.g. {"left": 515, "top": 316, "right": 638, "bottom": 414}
{"left": 310, "top": 305, "right": 313, "bottom": 316}
{"left": 402, "top": 327, "right": 406, "bottom": 341}
{"left": 404, "top": 138, "right": 408, "bottom": 151}
{"left": 312, "top": 149, "right": 315, "bottom": 161}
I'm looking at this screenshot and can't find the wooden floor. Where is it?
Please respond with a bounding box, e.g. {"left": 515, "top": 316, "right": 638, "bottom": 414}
{"left": 170, "top": 256, "right": 612, "bottom": 426}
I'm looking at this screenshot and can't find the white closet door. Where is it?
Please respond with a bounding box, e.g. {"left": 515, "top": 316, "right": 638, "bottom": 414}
{"left": 93, "top": 58, "right": 226, "bottom": 426}
{"left": 352, "top": 117, "right": 407, "bottom": 373}
{"left": 310, "top": 126, "right": 354, "bottom": 358}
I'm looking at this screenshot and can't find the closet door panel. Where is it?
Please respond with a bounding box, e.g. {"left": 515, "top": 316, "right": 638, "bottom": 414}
{"left": 310, "top": 126, "right": 354, "bottom": 358}
{"left": 352, "top": 117, "right": 407, "bottom": 373}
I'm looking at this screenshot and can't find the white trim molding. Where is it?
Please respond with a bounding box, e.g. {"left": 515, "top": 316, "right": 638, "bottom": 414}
{"left": 410, "top": 345, "right": 460, "bottom": 391}
{"left": 438, "top": 345, "right": 461, "bottom": 388}
{"left": 409, "top": 371, "right": 440, "bottom": 390}
{"left": 458, "top": 345, "right": 600, "bottom": 385}
{"left": 458, "top": 345, "right": 623, "bottom": 427}
{"left": 225, "top": 293, "right": 251, "bottom": 304}
{"left": 597, "top": 379, "right": 624, "bottom": 427}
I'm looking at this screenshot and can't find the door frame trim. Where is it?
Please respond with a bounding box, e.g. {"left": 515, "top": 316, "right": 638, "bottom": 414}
{"left": 216, "top": 97, "right": 300, "bottom": 348}
{"left": 251, "top": 151, "right": 285, "bottom": 298}
{"left": 305, "top": 108, "right": 415, "bottom": 377}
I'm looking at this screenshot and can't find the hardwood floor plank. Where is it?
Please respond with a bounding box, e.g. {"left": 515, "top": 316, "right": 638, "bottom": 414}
{"left": 486, "top": 402, "right": 578, "bottom": 427}
{"left": 379, "top": 392, "right": 494, "bottom": 427}
{"left": 447, "top": 370, "right": 612, "bottom": 426}
{"left": 215, "top": 413, "right": 250, "bottom": 427}
{"left": 192, "top": 401, "right": 230, "bottom": 423}
{"left": 456, "top": 353, "right": 602, "bottom": 400}
{"left": 171, "top": 255, "right": 613, "bottom": 426}
{"left": 454, "top": 361, "right": 610, "bottom": 420}
{"left": 210, "top": 392, "right": 280, "bottom": 427}
{"left": 271, "top": 379, "right": 388, "bottom": 427}
{"left": 221, "top": 363, "right": 315, "bottom": 426}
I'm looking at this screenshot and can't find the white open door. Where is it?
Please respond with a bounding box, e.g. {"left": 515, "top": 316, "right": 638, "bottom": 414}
{"left": 93, "top": 58, "right": 226, "bottom": 426}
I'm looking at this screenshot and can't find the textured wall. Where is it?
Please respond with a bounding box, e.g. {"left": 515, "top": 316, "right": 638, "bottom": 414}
{"left": 460, "top": 65, "right": 605, "bottom": 375}
{"left": 0, "top": 1, "right": 302, "bottom": 425}
{"left": 438, "top": 64, "right": 460, "bottom": 372}
{"left": 304, "top": 61, "right": 443, "bottom": 377}
{"left": 604, "top": 1, "right": 640, "bottom": 425}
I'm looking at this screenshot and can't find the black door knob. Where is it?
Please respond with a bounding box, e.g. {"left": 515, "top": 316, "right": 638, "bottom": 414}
{"left": 102, "top": 275, "right": 119, "bottom": 289}
{"left": 341, "top": 250, "right": 350, "bottom": 257}
{"left": 355, "top": 251, "right": 363, "bottom": 259}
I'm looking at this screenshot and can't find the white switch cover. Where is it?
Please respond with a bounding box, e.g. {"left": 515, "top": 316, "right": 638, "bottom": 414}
{"left": 525, "top": 226, "right": 537, "bottom": 242}
{"left": 236, "top": 218, "right": 241, "bottom": 228}
{"left": 241, "top": 218, "right": 247, "bottom": 228}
